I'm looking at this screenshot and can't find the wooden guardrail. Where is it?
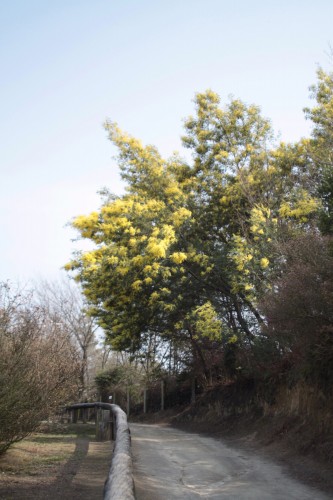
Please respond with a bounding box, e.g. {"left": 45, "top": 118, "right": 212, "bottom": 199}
{"left": 66, "top": 402, "right": 135, "bottom": 500}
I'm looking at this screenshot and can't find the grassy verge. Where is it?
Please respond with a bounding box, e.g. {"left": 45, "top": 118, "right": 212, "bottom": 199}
{"left": 0, "top": 422, "right": 95, "bottom": 477}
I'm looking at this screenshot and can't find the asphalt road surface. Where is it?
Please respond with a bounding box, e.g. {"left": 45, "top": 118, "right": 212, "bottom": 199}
{"left": 131, "top": 423, "right": 330, "bottom": 500}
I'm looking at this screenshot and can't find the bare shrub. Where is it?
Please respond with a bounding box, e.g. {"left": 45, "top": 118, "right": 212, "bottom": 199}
{"left": 0, "top": 283, "right": 81, "bottom": 454}
{"left": 260, "top": 233, "right": 333, "bottom": 388}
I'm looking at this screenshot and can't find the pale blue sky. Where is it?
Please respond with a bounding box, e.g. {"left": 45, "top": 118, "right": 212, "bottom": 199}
{"left": 1, "top": 0, "right": 332, "bottom": 282}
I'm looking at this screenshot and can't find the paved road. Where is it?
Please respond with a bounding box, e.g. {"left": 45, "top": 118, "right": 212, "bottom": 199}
{"left": 131, "top": 423, "right": 329, "bottom": 500}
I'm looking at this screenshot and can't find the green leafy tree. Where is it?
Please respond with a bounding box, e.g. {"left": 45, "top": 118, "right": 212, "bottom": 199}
{"left": 66, "top": 90, "right": 318, "bottom": 379}
{"left": 305, "top": 68, "right": 333, "bottom": 235}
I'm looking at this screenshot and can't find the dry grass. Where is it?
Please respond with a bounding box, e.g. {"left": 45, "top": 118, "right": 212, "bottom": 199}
{"left": 0, "top": 422, "right": 94, "bottom": 477}
{"left": 0, "top": 421, "right": 113, "bottom": 499}
{"left": 0, "top": 438, "right": 73, "bottom": 476}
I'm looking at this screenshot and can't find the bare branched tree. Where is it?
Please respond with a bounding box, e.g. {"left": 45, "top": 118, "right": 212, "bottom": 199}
{"left": 36, "top": 277, "right": 98, "bottom": 399}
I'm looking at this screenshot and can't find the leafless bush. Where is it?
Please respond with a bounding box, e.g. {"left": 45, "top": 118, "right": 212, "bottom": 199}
{"left": 260, "top": 233, "right": 333, "bottom": 388}
{"left": 0, "top": 283, "right": 81, "bottom": 454}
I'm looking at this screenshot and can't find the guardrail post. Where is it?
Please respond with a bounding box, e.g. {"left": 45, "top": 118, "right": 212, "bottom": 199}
{"left": 69, "top": 409, "right": 75, "bottom": 423}
{"left": 110, "top": 410, "right": 115, "bottom": 441}
{"left": 95, "top": 408, "right": 100, "bottom": 437}
{"left": 96, "top": 408, "right": 111, "bottom": 441}
{"left": 73, "top": 408, "right": 78, "bottom": 423}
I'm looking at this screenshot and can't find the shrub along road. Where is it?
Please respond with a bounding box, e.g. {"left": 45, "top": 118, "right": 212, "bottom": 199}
{"left": 131, "top": 423, "right": 331, "bottom": 499}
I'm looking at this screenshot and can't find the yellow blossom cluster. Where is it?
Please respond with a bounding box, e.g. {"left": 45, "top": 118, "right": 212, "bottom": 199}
{"left": 170, "top": 252, "right": 187, "bottom": 264}
{"left": 230, "top": 204, "right": 275, "bottom": 296}
{"left": 279, "top": 192, "right": 318, "bottom": 222}
{"left": 189, "top": 302, "right": 222, "bottom": 341}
